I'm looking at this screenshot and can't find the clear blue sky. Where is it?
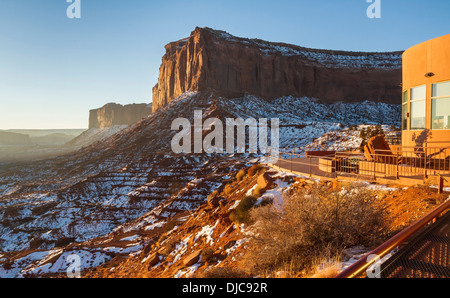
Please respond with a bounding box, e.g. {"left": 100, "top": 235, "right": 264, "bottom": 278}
{"left": 0, "top": 0, "right": 449, "bottom": 129}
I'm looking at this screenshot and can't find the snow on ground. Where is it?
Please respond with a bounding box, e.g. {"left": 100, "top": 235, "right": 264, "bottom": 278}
{"left": 338, "top": 246, "right": 399, "bottom": 277}
{"left": 0, "top": 248, "right": 114, "bottom": 278}
{"left": 219, "top": 95, "right": 400, "bottom": 152}
{"left": 258, "top": 178, "right": 292, "bottom": 209}
{"left": 120, "top": 235, "right": 140, "bottom": 242}
{"left": 194, "top": 220, "right": 219, "bottom": 245}
{"left": 174, "top": 262, "right": 202, "bottom": 278}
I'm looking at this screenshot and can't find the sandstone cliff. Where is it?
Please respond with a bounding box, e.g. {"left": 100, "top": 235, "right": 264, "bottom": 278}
{"left": 152, "top": 27, "right": 403, "bottom": 112}
{"left": 89, "top": 103, "right": 152, "bottom": 129}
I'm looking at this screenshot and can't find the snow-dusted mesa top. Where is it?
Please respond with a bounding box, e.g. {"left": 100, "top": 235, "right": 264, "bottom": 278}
{"left": 208, "top": 28, "right": 403, "bottom": 70}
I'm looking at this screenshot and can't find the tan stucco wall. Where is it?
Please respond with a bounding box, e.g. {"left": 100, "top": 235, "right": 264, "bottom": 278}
{"left": 402, "top": 34, "right": 450, "bottom": 149}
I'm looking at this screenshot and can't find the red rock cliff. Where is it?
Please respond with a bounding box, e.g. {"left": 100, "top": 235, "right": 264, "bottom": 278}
{"left": 152, "top": 27, "right": 403, "bottom": 112}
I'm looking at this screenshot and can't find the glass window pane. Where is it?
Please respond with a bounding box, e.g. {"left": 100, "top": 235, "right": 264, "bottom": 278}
{"left": 432, "top": 97, "right": 450, "bottom": 130}
{"left": 402, "top": 91, "right": 408, "bottom": 104}
{"left": 432, "top": 81, "right": 450, "bottom": 98}
{"left": 411, "top": 85, "right": 426, "bottom": 101}
{"left": 411, "top": 99, "right": 426, "bottom": 130}
{"left": 402, "top": 104, "right": 408, "bottom": 130}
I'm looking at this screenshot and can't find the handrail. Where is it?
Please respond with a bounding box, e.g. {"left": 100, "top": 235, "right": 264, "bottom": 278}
{"left": 336, "top": 198, "right": 450, "bottom": 278}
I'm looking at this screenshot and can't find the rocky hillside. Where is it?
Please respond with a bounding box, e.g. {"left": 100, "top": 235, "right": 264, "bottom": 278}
{"left": 2, "top": 165, "right": 444, "bottom": 278}
{"left": 89, "top": 103, "right": 153, "bottom": 129}
{"left": 0, "top": 91, "right": 401, "bottom": 277}
{"left": 152, "top": 27, "right": 403, "bottom": 111}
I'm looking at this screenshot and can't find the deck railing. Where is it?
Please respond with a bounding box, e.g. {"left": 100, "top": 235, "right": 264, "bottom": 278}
{"left": 269, "top": 143, "right": 450, "bottom": 184}
{"left": 336, "top": 199, "right": 450, "bottom": 278}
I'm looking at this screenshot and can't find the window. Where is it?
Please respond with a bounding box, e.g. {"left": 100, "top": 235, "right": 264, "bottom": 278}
{"left": 410, "top": 85, "right": 426, "bottom": 130}
{"left": 402, "top": 91, "right": 408, "bottom": 130}
{"left": 432, "top": 81, "right": 450, "bottom": 130}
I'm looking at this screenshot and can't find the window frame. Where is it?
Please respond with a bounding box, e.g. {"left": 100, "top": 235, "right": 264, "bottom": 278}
{"left": 431, "top": 81, "right": 450, "bottom": 130}
{"left": 410, "top": 84, "right": 427, "bottom": 131}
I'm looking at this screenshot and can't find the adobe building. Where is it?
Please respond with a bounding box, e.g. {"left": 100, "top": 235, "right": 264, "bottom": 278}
{"left": 402, "top": 34, "right": 450, "bottom": 152}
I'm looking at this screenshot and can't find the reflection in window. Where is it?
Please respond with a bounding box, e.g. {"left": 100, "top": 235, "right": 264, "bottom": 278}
{"left": 402, "top": 91, "right": 408, "bottom": 130}
{"left": 432, "top": 81, "right": 450, "bottom": 130}
{"left": 410, "top": 85, "right": 426, "bottom": 130}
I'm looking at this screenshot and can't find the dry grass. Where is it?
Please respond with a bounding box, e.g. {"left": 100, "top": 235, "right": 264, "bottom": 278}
{"left": 200, "top": 267, "right": 252, "bottom": 278}
{"left": 308, "top": 255, "right": 343, "bottom": 278}
{"left": 241, "top": 182, "right": 390, "bottom": 277}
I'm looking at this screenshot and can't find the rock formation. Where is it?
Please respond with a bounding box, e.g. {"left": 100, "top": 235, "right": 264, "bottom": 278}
{"left": 89, "top": 103, "right": 152, "bottom": 129}
{"left": 152, "top": 27, "right": 403, "bottom": 112}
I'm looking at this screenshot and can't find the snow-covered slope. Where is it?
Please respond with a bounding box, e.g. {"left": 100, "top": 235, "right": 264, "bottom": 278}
{"left": 0, "top": 91, "right": 401, "bottom": 277}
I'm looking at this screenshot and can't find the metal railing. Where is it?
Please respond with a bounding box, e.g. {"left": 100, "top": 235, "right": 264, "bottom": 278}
{"left": 336, "top": 198, "right": 450, "bottom": 278}
{"left": 270, "top": 144, "right": 450, "bottom": 182}
{"left": 268, "top": 150, "right": 337, "bottom": 180}
{"left": 336, "top": 145, "right": 450, "bottom": 179}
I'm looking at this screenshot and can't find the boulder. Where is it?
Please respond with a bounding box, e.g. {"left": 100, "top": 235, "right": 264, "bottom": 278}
{"left": 257, "top": 172, "right": 273, "bottom": 189}
{"left": 147, "top": 252, "right": 161, "bottom": 268}
{"left": 183, "top": 250, "right": 202, "bottom": 267}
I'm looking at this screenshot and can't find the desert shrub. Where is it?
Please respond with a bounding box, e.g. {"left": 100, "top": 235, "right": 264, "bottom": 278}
{"left": 230, "top": 196, "right": 258, "bottom": 225}
{"left": 236, "top": 169, "right": 246, "bottom": 182}
{"left": 201, "top": 267, "right": 252, "bottom": 278}
{"left": 247, "top": 164, "right": 263, "bottom": 178}
{"left": 207, "top": 191, "right": 220, "bottom": 207}
{"left": 252, "top": 185, "right": 266, "bottom": 198}
{"left": 224, "top": 184, "right": 233, "bottom": 195}
{"left": 201, "top": 248, "right": 215, "bottom": 264}
{"left": 242, "top": 183, "right": 389, "bottom": 276}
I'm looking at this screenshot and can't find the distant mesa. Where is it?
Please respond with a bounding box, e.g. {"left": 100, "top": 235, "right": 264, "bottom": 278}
{"left": 0, "top": 130, "right": 32, "bottom": 146}
{"left": 64, "top": 102, "right": 153, "bottom": 150}
{"left": 152, "top": 27, "right": 403, "bottom": 112}
{"left": 89, "top": 103, "right": 153, "bottom": 129}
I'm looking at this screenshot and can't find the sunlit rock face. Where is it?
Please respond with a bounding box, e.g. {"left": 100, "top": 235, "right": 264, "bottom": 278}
{"left": 89, "top": 103, "right": 152, "bottom": 129}
{"left": 152, "top": 27, "right": 403, "bottom": 112}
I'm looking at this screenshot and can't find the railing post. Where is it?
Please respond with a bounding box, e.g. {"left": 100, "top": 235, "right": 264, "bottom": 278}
{"left": 424, "top": 142, "right": 428, "bottom": 179}
{"left": 438, "top": 176, "right": 444, "bottom": 194}
{"left": 334, "top": 152, "right": 338, "bottom": 179}
{"left": 396, "top": 148, "right": 399, "bottom": 180}
{"left": 373, "top": 154, "right": 376, "bottom": 181}
{"left": 309, "top": 156, "right": 312, "bottom": 178}
{"left": 290, "top": 150, "right": 293, "bottom": 173}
